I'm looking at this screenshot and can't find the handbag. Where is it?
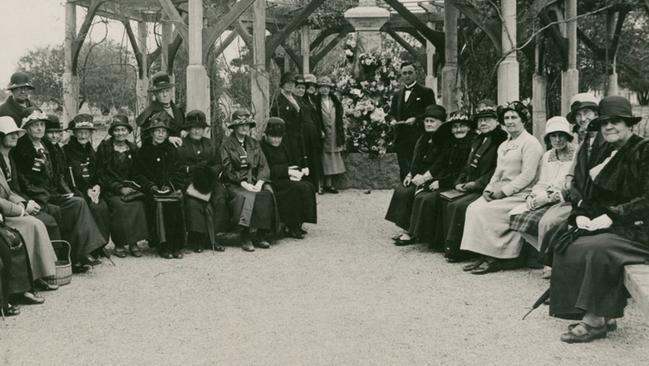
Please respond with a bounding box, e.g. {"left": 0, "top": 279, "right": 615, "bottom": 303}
{"left": 440, "top": 189, "right": 470, "bottom": 201}
{"left": 0, "top": 215, "right": 24, "bottom": 251}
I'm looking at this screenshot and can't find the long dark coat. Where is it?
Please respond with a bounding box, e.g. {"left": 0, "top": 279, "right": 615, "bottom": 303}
{"left": 565, "top": 132, "right": 611, "bottom": 206}
{"left": 261, "top": 140, "right": 317, "bottom": 228}
{"left": 95, "top": 139, "right": 140, "bottom": 196}
{"left": 0, "top": 95, "right": 32, "bottom": 125}
{"left": 550, "top": 134, "right": 649, "bottom": 319}
{"left": 271, "top": 92, "right": 307, "bottom": 165}
{"left": 298, "top": 95, "right": 323, "bottom": 189}
{"left": 136, "top": 100, "right": 185, "bottom": 137}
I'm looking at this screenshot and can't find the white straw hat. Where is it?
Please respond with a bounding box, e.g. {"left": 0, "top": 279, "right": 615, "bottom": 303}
{"left": 543, "top": 116, "right": 573, "bottom": 145}
{"left": 0, "top": 116, "right": 25, "bottom": 137}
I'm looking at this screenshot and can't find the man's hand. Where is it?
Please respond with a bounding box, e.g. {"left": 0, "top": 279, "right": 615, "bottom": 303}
{"left": 169, "top": 136, "right": 183, "bottom": 147}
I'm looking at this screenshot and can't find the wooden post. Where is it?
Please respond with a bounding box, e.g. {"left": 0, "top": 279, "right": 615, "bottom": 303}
{"left": 301, "top": 27, "right": 310, "bottom": 73}
{"left": 442, "top": 0, "right": 458, "bottom": 111}
{"left": 186, "top": 0, "right": 210, "bottom": 123}
{"left": 62, "top": 0, "right": 79, "bottom": 127}
{"left": 606, "top": 11, "right": 619, "bottom": 96}
{"left": 160, "top": 19, "right": 176, "bottom": 96}
{"left": 497, "top": 0, "right": 519, "bottom": 104}
{"left": 561, "top": 0, "right": 579, "bottom": 115}
{"left": 135, "top": 21, "right": 149, "bottom": 116}
{"left": 251, "top": 0, "right": 269, "bottom": 137}
{"left": 425, "top": 21, "right": 438, "bottom": 95}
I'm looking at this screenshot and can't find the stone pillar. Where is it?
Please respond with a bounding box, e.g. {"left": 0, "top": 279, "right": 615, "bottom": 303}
{"left": 497, "top": 0, "right": 519, "bottom": 104}
{"left": 186, "top": 0, "right": 210, "bottom": 122}
{"left": 160, "top": 20, "right": 176, "bottom": 96}
{"left": 251, "top": 0, "right": 270, "bottom": 137}
{"left": 533, "top": 39, "right": 547, "bottom": 141}
{"left": 301, "top": 27, "right": 310, "bottom": 73}
{"left": 425, "top": 21, "right": 438, "bottom": 94}
{"left": 62, "top": 1, "right": 79, "bottom": 127}
{"left": 442, "top": 0, "right": 458, "bottom": 111}
{"left": 561, "top": 0, "right": 579, "bottom": 115}
{"left": 135, "top": 21, "right": 149, "bottom": 116}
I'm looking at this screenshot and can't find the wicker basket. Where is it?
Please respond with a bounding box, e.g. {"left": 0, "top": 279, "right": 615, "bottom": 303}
{"left": 47, "top": 240, "right": 72, "bottom": 286}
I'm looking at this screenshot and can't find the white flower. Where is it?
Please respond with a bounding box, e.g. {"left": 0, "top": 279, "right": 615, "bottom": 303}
{"left": 345, "top": 49, "right": 354, "bottom": 57}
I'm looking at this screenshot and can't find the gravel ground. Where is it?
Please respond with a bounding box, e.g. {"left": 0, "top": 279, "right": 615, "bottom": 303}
{"left": 2, "top": 189, "right": 649, "bottom": 366}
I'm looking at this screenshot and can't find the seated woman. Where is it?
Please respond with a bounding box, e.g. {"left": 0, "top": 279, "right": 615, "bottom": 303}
{"left": 95, "top": 115, "right": 149, "bottom": 258}
{"left": 174, "top": 110, "right": 229, "bottom": 253}
{"left": 550, "top": 96, "right": 649, "bottom": 343}
{"left": 408, "top": 111, "right": 477, "bottom": 250}
{"left": 0, "top": 224, "right": 38, "bottom": 316}
{"left": 261, "top": 117, "right": 317, "bottom": 239}
{"left": 133, "top": 112, "right": 185, "bottom": 259}
{"left": 221, "top": 109, "right": 277, "bottom": 252}
{"left": 385, "top": 104, "right": 447, "bottom": 246}
{"left": 64, "top": 114, "right": 110, "bottom": 259}
{"left": 460, "top": 101, "right": 544, "bottom": 274}
{"left": 509, "top": 117, "right": 576, "bottom": 250}
{"left": 12, "top": 108, "right": 105, "bottom": 273}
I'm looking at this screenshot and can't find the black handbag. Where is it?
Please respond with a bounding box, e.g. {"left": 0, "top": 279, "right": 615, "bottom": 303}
{"left": 0, "top": 217, "right": 24, "bottom": 251}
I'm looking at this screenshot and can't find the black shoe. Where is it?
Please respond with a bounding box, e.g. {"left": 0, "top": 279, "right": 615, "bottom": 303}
{"left": 114, "top": 246, "right": 127, "bottom": 258}
{"left": 34, "top": 278, "right": 59, "bottom": 291}
{"left": 194, "top": 246, "right": 204, "bottom": 253}
{"left": 325, "top": 186, "right": 339, "bottom": 194}
{"left": 160, "top": 251, "right": 173, "bottom": 259}
{"left": 394, "top": 237, "right": 415, "bottom": 246}
{"left": 19, "top": 292, "right": 45, "bottom": 305}
{"left": 72, "top": 264, "right": 91, "bottom": 273}
{"left": 2, "top": 304, "right": 20, "bottom": 317}
{"left": 299, "top": 227, "right": 308, "bottom": 235}
{"left": 285, "top": 227, "right": 305, "bottom": 239}
{"left": 172, "top": 251, "right": 184, "bottom": 259}
{"left": 129, "top": 243, "right": 143, "bottom": 257}
{"left": 83, "top": 255, "right": 101, "bottom": 266}
{"left": 212, "top": 245, "right": 225, "bottom": 252}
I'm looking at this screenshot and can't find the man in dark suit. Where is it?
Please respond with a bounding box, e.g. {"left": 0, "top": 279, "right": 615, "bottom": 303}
{"left": 136, "top": 71, "right": 185, "bottom": 147}
{"left": 388, "top": 62, "right": 436, "bottom": 181}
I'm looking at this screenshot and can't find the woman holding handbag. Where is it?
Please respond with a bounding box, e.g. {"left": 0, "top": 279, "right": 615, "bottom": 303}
{"left": 95, "top": 115, "right": 149, "bottom": 258}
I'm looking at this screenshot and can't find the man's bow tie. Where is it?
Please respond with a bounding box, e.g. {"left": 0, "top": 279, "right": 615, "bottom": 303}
{"left": 404, "top": 86, "right": 414, "bottom": 91}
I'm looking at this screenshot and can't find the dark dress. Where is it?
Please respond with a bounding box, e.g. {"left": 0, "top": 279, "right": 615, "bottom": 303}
{"left": 64, "top": 136, "right": 110, "bottom": 245}
{"left": 174, "top": 136, "right": 230, "bottom": 242}
{"left": 220, "top": 134, "right": 277, "bottom": 231}
{"left": 271, "top": 92, "right": 307, "bottom": 166}
{"left": 12, "top": 135, "right": 105, "bottom": 264}
{"left": 550, "top": 135, "right": 649, "bottom": 319}
{"left": 409, "top": 131, "right": 477, "bottom": 248}
{"left": 133, "top": 139, "right": 185, "bottom": 252}
{"left": 261, "top": 140, "right": 317, "bottom": 229}
{"left": 385, "top": 130, "right": 445, "bottom": 230}
{"left": 0, "top": 233, "right": 32, "bottom": 305}
{"left": 95, "top": 139, "right": 149, "bottom": 247}
{"left": 443, "top": 126, "right": 508, "bottom": 256}
{"left": 298, "top": 95, "right": 323, "bottom": 190}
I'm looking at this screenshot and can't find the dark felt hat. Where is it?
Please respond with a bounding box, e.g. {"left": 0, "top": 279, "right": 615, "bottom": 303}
{"left": 185, "top": 110, "right": 208, "bottom": 129}
{"left": 143, "top": 111, "right": 172, "bottom": 132}
{"left": 265, "top": 117, "right": 286, "bottom": 137}
{"left": 149, "top": 71, "right": 175, "bottom": 92}
{"left": 280, "top": 72, "right": 296, "bottom": 87}
{"left": 45, "top": 114, "right": 63, "bottom": 132}
{"left": 474, "top": 99, "right": 498, "bottom": 120}
{"left": 228, "top": 109, "right": 256, "bottom": 129}
{"left": 108, "top": 114, "right": 133, "bottom": 135}
{"left": 7, "top": 72, "right": 35, "bottom": 90}
{"left": 68, "top": 114, "right": 96, "bottom": 131}
{"left": 588, "top": 95, "right": 642, "bottom": 131}
{"left": 421, "top": 104, "right": 447, "bottom": 122}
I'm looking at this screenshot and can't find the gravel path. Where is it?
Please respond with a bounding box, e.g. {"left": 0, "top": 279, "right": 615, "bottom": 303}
{"left": 2, "top": 190, "right": 649, "bottom": 365}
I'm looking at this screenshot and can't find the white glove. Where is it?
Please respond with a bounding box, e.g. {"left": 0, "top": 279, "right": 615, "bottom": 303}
{"left": 588, "top": 214, "right": 613, "bottom": 231}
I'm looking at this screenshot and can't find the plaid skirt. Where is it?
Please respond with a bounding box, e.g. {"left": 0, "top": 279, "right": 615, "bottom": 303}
{"left": 509, "top": 206, "right": 551, "bottom": 237}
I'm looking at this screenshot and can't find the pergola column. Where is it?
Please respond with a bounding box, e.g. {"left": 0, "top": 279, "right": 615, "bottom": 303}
{"left": 561, "top": 0, "right": 579, "bottom": 114}
{"left": 63, "top": 1, "right": 79, "bottom": 126}
{"left": 135, "top": 21, "right": 149, "bottom": 115}
{"left": 425, "top": 21, "right": 438, "bottom": 93}
{"left": 497, "top": 0, "right": 519, "bottom": 103}
{"left": 532, "top": 39, "right": 547, "bottom": 141}
{"left": 606, "top": 11, "right": 619, "bottom": 96}
{"left": 301, "top": 27, "right": 310, "bottom": 73}
{"left": 442, "top": 0, "right": 458, "bottom": 111}
{"left": 186, "top": 0, "right": 210, "bottom": 122}
{"left": 251, "top": 0, "right": 269, "bottom": 137}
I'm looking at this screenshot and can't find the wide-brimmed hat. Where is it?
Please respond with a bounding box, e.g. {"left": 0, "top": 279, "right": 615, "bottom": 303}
{"left": 143, "top": 111, "right": 173, "bottom": 132}
{"left": 108, "top": 114, "right": 133, "bottom": 135}
{"left": 420, "top": 104, "right": 447, "bottom": 122}
{"left": 227, "top": 109, "right": 256, "bottom": 129}
{"left": 474, "top": 99, "right": 498, "bottom": 120}
{"left": 566, "top": 93, "right": 599, "bottom": 123}
{"left": 280, "top": 73, "right": 296, "bottom": 87}
{"left": 588, "top": 95, "right": 642, "bottom": 131}
{"left": 45, "top": 114, "right": 63, "bottom": 132}
{"left": 303, "top": 74, "right": 317, "bottom": 85}
{"left": 20, "top": 107, "right": 49, "bottom": 129}
{"left": 317, "top": 76, "right": 334, "bottom": 88}
{"left": 185, "top": 110, "right": 208, "bottom": 129}
{"left": 543, "top": 116, "right": 573, "bottom": 145}
{"left": 148, "top": 71, "right": 175, "bottom": 92}
{"left": 7, "top": 71, "right": 35, "bottom": 90}
{"left": 295, "top": 75, "right": 306, "bottom": 85}
{"left": 498, "top": 101, "right": 531, "bottom": 125}
{"left": 68, "top": 114, "right": 96, "bottom": 131}
{"left": 445, "top": 111, "right": 475, "bottom": 129}
{"left": 265, "top": 117, "right": 286, "bottom": 137}
{"left": 0, "top": 116, "right": 25, "bottom": 137}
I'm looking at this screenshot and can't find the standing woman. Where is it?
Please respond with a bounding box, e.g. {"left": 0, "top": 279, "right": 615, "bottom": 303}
{"left": 133, "top": 112, "right": 185, "bottom": 259}
{"left": 294, "top": 75, "right": 322, "bottom": 192}
{"left": 174, "top": 110, "right": 228, "bottom": 253}
{"left": 316, "top": 76, "right": 346, "bottom": 193}
{"left": 221, "top": 110, "right": 277, "bottom": 252}
{"left": 261, "top": 117, "right": 317, "bottom": 239}
{"left": 550, "top": 96, "right": 649, "bottom": 343}
{"left": 95, "top": 115, "right": 149, "bottom": 258}
{"left": 460, "top": 101, "right": 543, "bottom": 274}
{"left": 271, "top": 72, "right": 306, "bottom": 166}
{"left": 64, "top": 114, "right": 110, "bottom": 257}
{"left": 12, "top": 108, "right": 105, "bottom": 273}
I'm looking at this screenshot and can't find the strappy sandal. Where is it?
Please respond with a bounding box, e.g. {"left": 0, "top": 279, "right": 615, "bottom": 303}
{"left": 462, "top": 258, "right": 484, "bottom": 272}
{"left": 560, "top": 322, "right": 607, "bottom": 343}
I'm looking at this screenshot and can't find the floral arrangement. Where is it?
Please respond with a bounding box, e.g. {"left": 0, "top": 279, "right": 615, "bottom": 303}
{"left": 330, "top": 34, "right": 404, "bottom": 158}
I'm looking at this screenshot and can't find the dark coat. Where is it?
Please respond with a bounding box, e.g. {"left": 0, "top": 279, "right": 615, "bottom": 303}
{"left": 569, "top": 134, "right": 649, "bottom": 245}
{"left": 220, "top": 134, "right": 269, "bottom": 185}
{"left": 435, "top": 131, "right": 478, "bottom": 190}
{"left": 95, "top": 138, "right": 140, "bottom": 196}
{"left": 12, "top": 135, "right": 73, "bottom": 205}
{"left": 133, "top": 139, "right": 179, "bottom": 192}
{"left": 0, "top": 95, "right": 32, "bottom": 125}
{"left": 63, "top": 136, "right": 99, "bottom": 194}
{"left": 271, "top": 92, "right": 306, "bottom": 165}
{"left": 136, "top": 100, "right": 185, "bottom": 137}
{"left": 408, "top": 130, "right": 446, "bottom": 177}
{"left": 565, "top": 132, "right": 611, "bottom": 206}
{"left": 388, "top": 83, "right": 436, "bottom": 147}
{"left": 314, "top": 94, "right": 345, "bottom": 148}
{"left": 454, "top": 126, "right": 509, "bottom": 192}
{"left": 174, "top": 136, "right": 222, "bottom": 191}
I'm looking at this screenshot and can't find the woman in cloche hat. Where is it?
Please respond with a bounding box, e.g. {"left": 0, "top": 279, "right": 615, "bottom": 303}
{"left": 315, "top": 75, "right": 346, "bottom": 194}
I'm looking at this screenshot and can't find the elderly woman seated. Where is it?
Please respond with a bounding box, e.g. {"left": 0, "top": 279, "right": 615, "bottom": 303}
{"left": 261, "top": 117, "right": 317, "bottom": 239}
{"left": 385, "top": 105, "right": 447, "bottom": 245}
{"left": 460, "top": 102, "right": 544, "bottom": 274}
{"left": 549, "top": 96, "right": 649, "bottom": 343}
{"left": 220, "top": 110, "right": 277, "bottom": 252}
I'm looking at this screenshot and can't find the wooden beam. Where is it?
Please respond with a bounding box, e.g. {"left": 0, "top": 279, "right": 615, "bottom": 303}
{"left": 157, "top": 0, "right": 189, "bottom": 43}
{"left": 281, "top": 42, "right": 303, "bottom": 73}
{"left": 71, "top": 0, "right": 106, "bottom": 74}
{"left": 450, "top": 0, "right": 501, "bottom": 54}
{"left": 168, "top": 34, "right": 183, "bottom": 71}
{"left": 608, "top": 9, "right": 628, "bottom": 57}
{"left": 212, "top": 30, "right": 239, "bottom": 58}
{"left": 122, "top": 19, "right": 145, "bottom": 77}
{"left": 266, "top": 0, "right": 325, "bottom": 64}
{"left": 312, "top": 31, "right": 349, "bottom": 68}
{"left": 383, "top": 0, "right": 445, "bottom": 59}
{"left": 539, "top": 9, "right": 568, "bottom": 67}
{"left": 236, "top": 20, "right": 253, "bottom": 48}
{"left": 203, "top": 0, "right": 256, "bottom": 64}
{"left": 384, "top": 25, "right": 420, "bottom": 62}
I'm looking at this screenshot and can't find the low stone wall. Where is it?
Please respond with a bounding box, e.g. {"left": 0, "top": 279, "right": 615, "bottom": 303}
{"left": 336, "top": 152, "right": 400, "bottom": 190}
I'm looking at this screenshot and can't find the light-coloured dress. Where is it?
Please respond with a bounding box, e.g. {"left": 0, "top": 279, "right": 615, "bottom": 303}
{"left": 321, "top": 98, "right": 346, "bottom": 175}
{"left": 460, "top": 130, "right": 544, "bottom": 259}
